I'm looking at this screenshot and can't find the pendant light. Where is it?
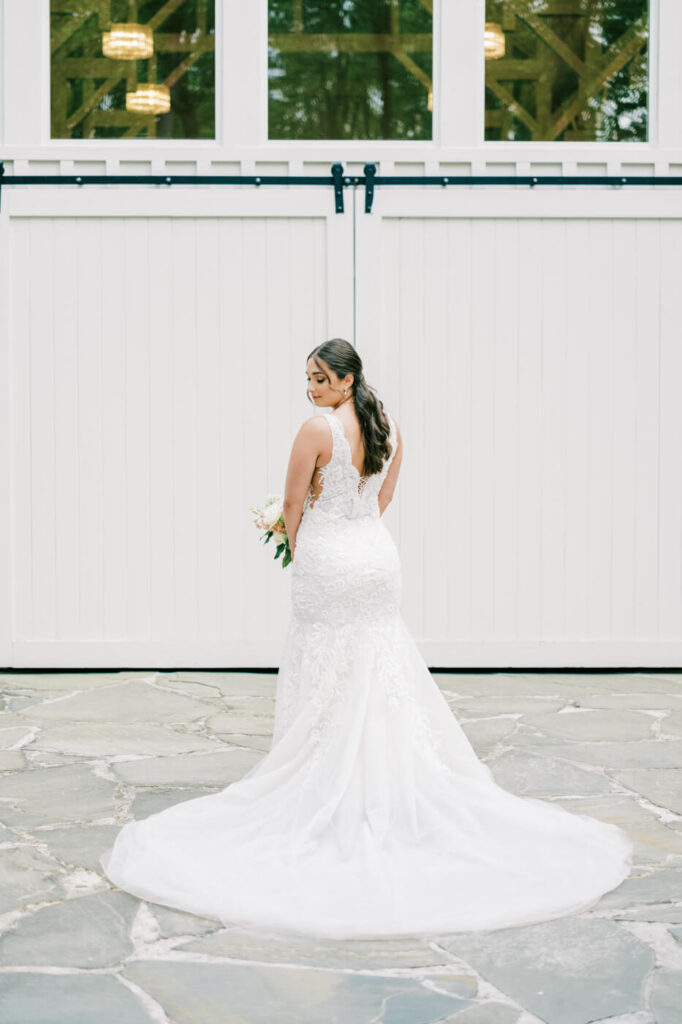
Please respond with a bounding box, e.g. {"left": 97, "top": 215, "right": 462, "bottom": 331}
{"left": 102, "top": 23, "right": 154, "bottom": 60}
{"left": 126, "top": 84, "right": 171, "bottom": 115}
{"left": 484, "top": 22, "right": 505, "bottom": 60}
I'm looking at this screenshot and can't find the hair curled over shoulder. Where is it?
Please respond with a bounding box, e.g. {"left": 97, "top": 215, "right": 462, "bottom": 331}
{"left": 307, "top": 338, "right": 392, "bottom": 477}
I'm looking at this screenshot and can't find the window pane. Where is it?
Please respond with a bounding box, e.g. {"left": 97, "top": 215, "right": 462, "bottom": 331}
{"left": 484, "top": 0, "right": 649, "bottom": 142}
{"left": 268, "top": 0, "right": 433, "bottom": 141}
{"left": 50, "top": 1, "right": 215, "bottom": 139}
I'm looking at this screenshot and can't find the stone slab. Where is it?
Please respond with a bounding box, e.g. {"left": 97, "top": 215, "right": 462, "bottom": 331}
{"left": 131, "top": 786, "right": 220, "bottom": 819}
{"left": 112, "top": 748, "right": 261, "bottom": 787}
{"left": 614, "top": 904, "right": 682, "bottom": 923}
{"left": 0, "top": 890, "right": 138, "bottom": 967}
{"left": 0, "top": 726, "right": 35, "bottom": 749}
{"left": 457, "top": 718, "right": 519, "bottom": 750}
{"left": 625, "top": 820, "right": 682, "bottom": 863}
{"left": 485, "top": 750, "right": 614, "bottom": 797}
{"left": 24, "top": 751, "right": 78, "bottom": 768}
{"left": 183, "top": 927, "right": 467, "bottom": 972}
{"left": 659, "top": 710, "right": 682, "bottom": 736}
{"left": 441, "top": 917, "right": 653, "bottom": 1024}
{"left": 649, "top": 968, "right": 682, "bottom": 1024}
{"left": 217, "top": 734, "right": 273, "bottom": 752}
{"left": 0, "top": 751, "right": 26, "bottom": 771}
{"left": 438, "top": 673, "right": 682, "bottom": 697}
{"left": 0, "top": 671, "right": 156, "bottom": 691}
{"left": 151, "top": 903, "right": 222, "bottom": 939}
{"left": 30, "top": 722, "right": 223, "bottom": 757}
{"left": 4, "top": 694, "right": 53, "bottom": 711}
{"left": 38, "top": 824, "right": 122, "bottom": 872}
{"left": 443, "top": 696, "right": 567, "bottom": 715}
{"left": 0, "top": 973, "right": 153, "bottom": 1024}
{"left": 0, "top": 846, "right": 61, "bottom": 916}
{"left": 568, "top": 692, "right": 682, "bottom": 710}
{"left": 218, "top": 698, "right": 275, "bottom": 716}
{"left": 123, "top": 961, "right": 471, "bottom": 1024}
{"left": 530, "top": 740, "right": 682, "bottom": 769}
{"left": 440, "top": 1005, "right": 520, "bottom": 1024}
{"left": 594, "top": 867, "right": 682, "bottom": 909}
{"left": 521, "top": 709, "right": 654, "bottom": 742}
{"left": 164, "top": 671, "right": 277, "bottom": 698}
{"left": 0, "top": 763, "right": 116, "bottom": 826}
{"left": 548, "top": 792, "right": 657, "bottom": 825}
{"left": 19, "top": 681, "right": 213, "bottom": 724}
{"left": 608, "top": 769, "right": 682, "bottom": 815}
{"left": 206, "top": 711, "right": 274, "bottom": 735}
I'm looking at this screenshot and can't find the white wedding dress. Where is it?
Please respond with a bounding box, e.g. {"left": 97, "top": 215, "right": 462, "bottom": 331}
{"left": 100, "top": 407, "right": 633, "bottom": 938}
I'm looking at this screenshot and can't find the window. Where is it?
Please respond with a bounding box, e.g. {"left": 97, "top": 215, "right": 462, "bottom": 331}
{"left": 268, "top": 0, "right": 433, "bottom": 141}
{"left": 50, "top": 1, "right": 215, "bottom": 139}
{"left": 484, "top": 0, "right": 649, "bottom": 142}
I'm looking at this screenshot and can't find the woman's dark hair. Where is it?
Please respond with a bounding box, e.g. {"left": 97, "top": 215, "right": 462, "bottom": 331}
{"left": 307, "top": 338, "right": 392, "bottom": 477}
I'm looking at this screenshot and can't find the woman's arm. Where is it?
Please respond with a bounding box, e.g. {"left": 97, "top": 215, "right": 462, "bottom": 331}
{"left": 282, "top": 417, "right": 328, "bottom": 559}
{"left": 377, "top": 422, "right": 403, "bottom": 516}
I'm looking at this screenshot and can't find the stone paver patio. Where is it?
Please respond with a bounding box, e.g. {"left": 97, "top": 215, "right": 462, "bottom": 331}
{"left": 1, "top": 668, "right": 681, "bottom": 1024}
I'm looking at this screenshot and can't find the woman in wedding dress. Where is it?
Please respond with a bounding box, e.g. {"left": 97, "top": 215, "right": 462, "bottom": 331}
{"left": 100, "top": 338, "right": 633, "bottom": 938}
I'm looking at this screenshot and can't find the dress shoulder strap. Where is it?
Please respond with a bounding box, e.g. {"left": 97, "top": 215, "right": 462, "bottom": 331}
{"left": 323, "top": 409, "right": 344, "bottom": 449}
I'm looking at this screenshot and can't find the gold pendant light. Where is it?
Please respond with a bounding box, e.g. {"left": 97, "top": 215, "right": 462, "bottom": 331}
{"left": 102, "top": 23, "right": 154, "bottom": 60}
{"left": 484, "top": 22, "right": 505, "bottom": 60}
{"left": 126, "top": 84, "right": 171, "bottom": 115}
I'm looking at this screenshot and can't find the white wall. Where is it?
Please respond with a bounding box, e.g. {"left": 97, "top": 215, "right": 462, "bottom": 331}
{"left": 3, "top": 186, "right": 682, "bottom": 667}
{"left": 2, "top": 1, "right": 682, "bottom": 667}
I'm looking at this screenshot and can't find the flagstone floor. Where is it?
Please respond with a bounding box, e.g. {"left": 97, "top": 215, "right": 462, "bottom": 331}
{"left": 1, "top": 668, "right": 681, "bottom": 1024}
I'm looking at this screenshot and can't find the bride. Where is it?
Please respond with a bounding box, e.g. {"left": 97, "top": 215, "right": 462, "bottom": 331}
{"left": 100, "top": 338, "right": 633, "bottom": 938}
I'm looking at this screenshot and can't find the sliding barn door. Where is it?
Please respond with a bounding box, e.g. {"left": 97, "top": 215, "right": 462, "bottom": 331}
{"left": 357, "top": 188, "right": 682, "bottom": 667}
{"left": 0, "top": 187, "right": 352, "bottom": 667}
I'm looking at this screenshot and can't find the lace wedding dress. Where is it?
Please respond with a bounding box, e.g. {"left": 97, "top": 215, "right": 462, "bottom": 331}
{"left": 100, "top": 407, "right": 633, "bottom": 938}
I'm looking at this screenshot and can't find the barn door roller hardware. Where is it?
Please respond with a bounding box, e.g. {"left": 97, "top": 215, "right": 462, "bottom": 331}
{"left": 360, "top": 164, "right": 682, "bottom": 213}
{"left": 2, "top": 161, "right": 682, "bottom": 215}
{"left": 0, "top": 160, "right": 351, "bottom": 213}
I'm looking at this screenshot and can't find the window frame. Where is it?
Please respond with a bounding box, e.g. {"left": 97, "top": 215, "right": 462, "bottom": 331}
{"left": 0, "top": 0, "right": 680, "bottom": 156}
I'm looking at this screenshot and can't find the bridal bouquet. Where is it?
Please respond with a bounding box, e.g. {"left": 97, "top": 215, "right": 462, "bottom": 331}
{"left": 249, "top": 494, "right": 292, "bottom": 568}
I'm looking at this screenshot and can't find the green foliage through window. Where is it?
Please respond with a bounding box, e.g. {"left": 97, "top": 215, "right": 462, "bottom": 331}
{"left": 268, "top": 0, "right": 433, "bottom": 141}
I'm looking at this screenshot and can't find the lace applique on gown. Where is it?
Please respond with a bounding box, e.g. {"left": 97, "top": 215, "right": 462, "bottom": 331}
{"left": 99, "top": 408, "right": 633, "bottom": 938}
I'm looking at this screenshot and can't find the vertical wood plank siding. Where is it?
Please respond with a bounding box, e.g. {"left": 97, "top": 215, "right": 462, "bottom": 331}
{"left": 367, "top": 215, "right": 682, "bottom": 663}
{"left": 7, "top": 206, "right": 682, "bottom": 666}
{"left": 9, "top": 215, "right": 328, "bottom": 664}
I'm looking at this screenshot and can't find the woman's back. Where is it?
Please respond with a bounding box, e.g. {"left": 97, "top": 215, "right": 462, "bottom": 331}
{"left": 302, "top": 408, "right": 398, "bottom": 521}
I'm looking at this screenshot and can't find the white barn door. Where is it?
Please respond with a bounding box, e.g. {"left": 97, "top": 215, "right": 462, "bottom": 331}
{"left": 0, "top": 187, "right": 353, "bottom": 668}
{"left": 357, "top": 188, "right": 682, "bottom": 667}
{"left": 2, "top": 183, "right": 681, "bottom": 669}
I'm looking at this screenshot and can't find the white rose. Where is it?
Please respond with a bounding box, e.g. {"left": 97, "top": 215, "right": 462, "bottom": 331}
{"left": 263, "top": 499, "right": 283, "bottom": 528}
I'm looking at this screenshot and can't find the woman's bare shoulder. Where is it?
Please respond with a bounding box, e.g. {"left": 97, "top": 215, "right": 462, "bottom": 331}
{"left": 292, "top": 413, "right": 331, "bottom": 444}
{"left": 299, "top": 413, "right": 331, "bottom": 434}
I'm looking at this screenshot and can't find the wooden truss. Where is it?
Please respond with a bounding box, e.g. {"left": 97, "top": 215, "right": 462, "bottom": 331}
{"left": 485, "top": 0, "right": 648, "bottom": 141}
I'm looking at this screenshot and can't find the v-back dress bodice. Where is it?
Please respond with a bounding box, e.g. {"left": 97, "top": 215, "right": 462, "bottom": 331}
{"left": 302, "top": 408, "right": 396, "bottom": 520}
